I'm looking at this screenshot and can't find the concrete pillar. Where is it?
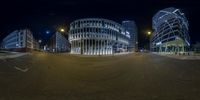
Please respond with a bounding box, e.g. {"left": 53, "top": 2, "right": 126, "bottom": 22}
{"left": 88, "top": 39, "right": 91, "bottom": 55}
{"left": 97, "top": 40, "right": 100, "bottom": 55}
{"left": 73, "top": 41, "right": 74, "bottom": 53}
{"left": 75, "top": 40, "right": 76, "bottom": 53}
{"left": 85, "top": 39, "right": 87, "bottom": 55}
{"left": 94, "top": 39, "right": 95, "bottom": 55}
{"left": 101, "top": 40, "right": 103, "bottom": 55}
{"left": 92, "top": 39, "right": 94, "bottom": 55}
{"left": 83, "top": 39, "right": 85, "bottom": 54}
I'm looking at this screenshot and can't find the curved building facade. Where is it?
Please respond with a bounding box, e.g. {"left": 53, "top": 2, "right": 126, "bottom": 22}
{"left": 151, "top": 7, "right": 190, "bottom": 54}
{"left": 69, "top": 18, "right": 130, "bottom": 55}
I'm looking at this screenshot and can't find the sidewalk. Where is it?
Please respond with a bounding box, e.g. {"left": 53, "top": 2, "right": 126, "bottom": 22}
{"left": 0, "top": 51, "right": 29, "bottom": 59}
{"left": 68, "top": 52, "right": 133, "bottom": 57}
{"left": 152, "top": 52, "right": 200, "bottom": 60}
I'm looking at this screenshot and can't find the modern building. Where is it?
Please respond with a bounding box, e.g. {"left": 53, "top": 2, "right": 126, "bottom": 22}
{"left": 47, "top": 32, "right": 70, "bottom": 52}
{"left": 33, "top": 38, "right": 40, "bottom": 51}
{"left": 151, "top": 7, "right": 190, "bottom": 54}
{"left": 122, "top": 20, "right": 138, "bottom": 52}
{"left": 69, "top": 18, "right": 130, "bottom": 55}
{"left": 1, "top": 29, "right": 39, "bottom": 52}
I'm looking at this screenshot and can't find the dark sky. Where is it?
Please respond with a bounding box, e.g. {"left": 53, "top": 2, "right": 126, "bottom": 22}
{"left": 0, "top": 0, "right": 199, "bottom": 47}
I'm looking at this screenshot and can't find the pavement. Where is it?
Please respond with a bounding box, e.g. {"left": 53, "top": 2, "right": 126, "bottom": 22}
{"left": 0, "top": 52, "right": 200, "bottom": 100}
{"left": 152, "top": 52, "right": 200, "bottom": 60}
{"left": 0, "top": 51, "right": 29, "bottom": 59}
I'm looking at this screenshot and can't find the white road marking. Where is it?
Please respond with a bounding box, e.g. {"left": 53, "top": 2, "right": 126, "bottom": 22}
{"left": 14, "top": 66, "right": 29, "bottom": 72}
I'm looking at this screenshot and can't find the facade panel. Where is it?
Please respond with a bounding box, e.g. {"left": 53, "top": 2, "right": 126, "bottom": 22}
{"left": 69, "top": 18, "right": 130, "bottom": 55}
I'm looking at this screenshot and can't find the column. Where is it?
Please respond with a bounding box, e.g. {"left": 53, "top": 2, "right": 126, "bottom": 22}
{"left": 95, "top": 40, "right": 97, "bottom": 55}
{"left": 105, "top": 40, "right": 108, "bottom": 55}
{"left": 88, "top": 39, "right": 90, "bottom": 55}
{"left": 98, "top": 39, "right": 100, "bottom": 55}
{"left": 74, "top": 40, "right": 76, "bottom": 54}
{"left": 91, "top": 39, "right": 93, "bottom": 55}
{"left": 100, "top": 40, "right": 102, "bottom": 55}
{"left": 72, "top": 41, "right": 74, "bottom": 53}
{"left": 104, "top": 40, "right": 105, "bottom": 55}
{"left": 85, "top": 39, "right": 88, "bottom": 55}
{"left": 83, "top": 39, "right": 85, "bottom": 54}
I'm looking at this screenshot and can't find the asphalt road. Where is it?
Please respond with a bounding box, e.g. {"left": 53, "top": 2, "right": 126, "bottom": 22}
{"left": 0, "top": 52, "right": 200, "bottom": 100}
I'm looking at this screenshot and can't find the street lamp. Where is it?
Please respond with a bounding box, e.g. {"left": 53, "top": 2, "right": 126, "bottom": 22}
{"left": 60, "top": 28, "right": 65, "bottom": 32}
{"left": 147, "top": 31, "right": 151, "bottom": 35}
{"left": 146, "top": 31, "right": 152, "bottom": 51}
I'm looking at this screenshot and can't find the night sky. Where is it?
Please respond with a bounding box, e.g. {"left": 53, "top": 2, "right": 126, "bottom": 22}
{"left": 0, "top": 0, "right": 199, "bottom": 48}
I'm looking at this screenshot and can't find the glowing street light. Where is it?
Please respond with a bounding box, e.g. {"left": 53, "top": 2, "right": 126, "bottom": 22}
{"left": 60, "top": 28, "right": 65, "bottom": 32}
{"left": 147, "top": 31, "right": 151, "bottom": 35}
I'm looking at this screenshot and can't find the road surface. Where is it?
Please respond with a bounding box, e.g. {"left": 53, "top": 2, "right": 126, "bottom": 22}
{"left": 0, "top": 52, "right": 200, "bottom": 100}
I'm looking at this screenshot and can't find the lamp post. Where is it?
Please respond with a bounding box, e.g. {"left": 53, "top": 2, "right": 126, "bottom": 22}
{"left": 146, "top": 31, "right": 152, "bottom": 51}
{"left": 38, "top": 39, "right": 42, "bottom": 50}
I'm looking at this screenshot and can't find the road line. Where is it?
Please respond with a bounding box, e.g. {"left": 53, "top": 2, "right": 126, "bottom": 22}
{"left": 14, "top": 66, "right": 29, "bottom": 72}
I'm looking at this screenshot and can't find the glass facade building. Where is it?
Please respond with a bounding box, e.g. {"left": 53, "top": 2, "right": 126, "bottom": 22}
{"left": 151, "top": 7, "right": 190, "bottom": 54}
{"left": 122, "top": 21, "right": 138, "bottom": 52}
{"left": 69, "top": 18, "right": 130, "bottom": 55}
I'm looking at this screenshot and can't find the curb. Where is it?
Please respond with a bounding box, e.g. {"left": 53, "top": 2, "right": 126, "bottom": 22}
{"left": 0, "top": 53, "right": 29, "bottom": 59}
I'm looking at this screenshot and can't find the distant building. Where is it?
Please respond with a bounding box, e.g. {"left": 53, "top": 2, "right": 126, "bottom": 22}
{"left": 33, "top": 38, "right": 40, "bottom": 51}
{"left": 69, "top": 18, "right": 130, "bottom": 55}
{"left": 122, "top": 21, "right": 138, "bottom": 52}
{"left": 47, "top": 32, "right": 70, "bottom": 52}
{"left": 1, "top": 29, "right": 39, "bottom": 52}
{"left": 151, "top": 7, "right": 190, "bottom": 54}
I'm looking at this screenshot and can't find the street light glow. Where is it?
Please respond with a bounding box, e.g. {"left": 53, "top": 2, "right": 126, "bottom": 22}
{"left": 147, "top": 31, "right": 151, "bottom": 35}
{"left": 60, "top": 28, "right": 65, "bottom": 32}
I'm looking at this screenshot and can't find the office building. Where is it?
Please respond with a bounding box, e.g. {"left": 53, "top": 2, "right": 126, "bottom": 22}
{"left": 122, "top": 20, "right": 138, "bottom": 51}
{"left": 47, "top": 32, "right": 70, "bottom": 52}
{"left": 151, "top": 7, "right": 190, "bottom": 54}
{"left": 2, "top": 29, "right": 39, "bottom": 52}
{"left": 69, "top": 18, "right": 130, "bottom": 55}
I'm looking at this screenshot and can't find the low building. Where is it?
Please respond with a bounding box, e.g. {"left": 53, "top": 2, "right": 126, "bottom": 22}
{"left": 1, "top": 29, "right": 39, "bottom": 52}
{"left": 47, "top": 32, "right": 70, "bottom": 52}
{"left": 33, "top": 38, "right": 40, "bottom": 51}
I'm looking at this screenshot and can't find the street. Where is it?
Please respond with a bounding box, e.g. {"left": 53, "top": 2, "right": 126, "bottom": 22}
{"left": 0, "top": 52, "right": 200, "bottom": 100}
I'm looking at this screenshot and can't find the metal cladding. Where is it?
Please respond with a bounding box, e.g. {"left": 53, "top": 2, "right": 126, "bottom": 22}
{"left": 69, "top": 18, "right": 130, "bottom": 55}
{"left": 151, "top": 7, "right": 190, "bottom": 54}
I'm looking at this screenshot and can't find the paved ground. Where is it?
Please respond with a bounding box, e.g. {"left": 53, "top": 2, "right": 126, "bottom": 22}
{"left": 152, "top": 52, "right": 200, "bottom": 60}
{"left": 0, "top": 52, "right": 200, "bottom": 100}
{"left": 0, "top": 51, "right": 29, "bottom": 59}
